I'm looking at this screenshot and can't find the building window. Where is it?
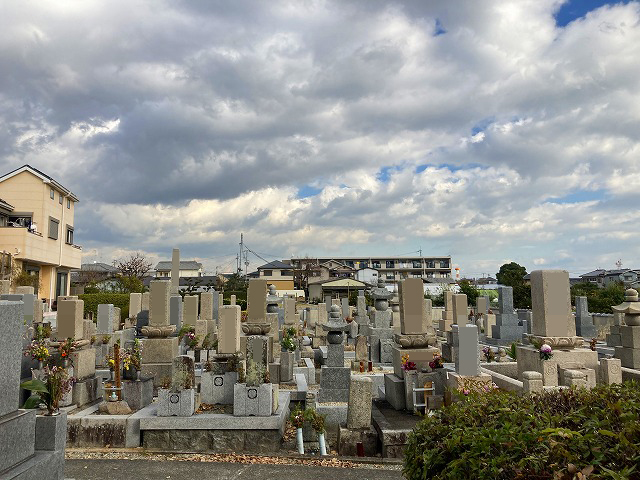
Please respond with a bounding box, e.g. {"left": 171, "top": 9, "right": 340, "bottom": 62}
{"left": 412, "top": 261, "right": 422, "bottom": 268}
{"left": 65, "top": 226, "right": 74, "bottom": 245}
{"left": 386, "top": 260, "right": 394, "bottom": 268}
{"left": 440, "top": 260, "right": 450, "bottom": 268}
{"left": 48, "top": 217, "right": 59, "bottom": 240}
{"left": 67, "top": 199, "right": 71, "bottom": 209}
{"left": 372, "top": 262, "right": 381, "bottom": 269}
{"left": 386, "top": 273, "right": 394, "bottom": 279}
{"left": 50, "top": 188, "right": 55, "bottom": 199}
{"left": 262, "top": 270, "right": 272, "bottom": 276}
{"left": 59, "top": 193, "right": 63, "bottom": 204}
{"left": 282, "top": 270, "right": 293, "bottom": 276}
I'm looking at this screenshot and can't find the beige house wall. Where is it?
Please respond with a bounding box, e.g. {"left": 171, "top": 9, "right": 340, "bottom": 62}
{"left": 0, "top": 170, "right": 80, "bottom": 301}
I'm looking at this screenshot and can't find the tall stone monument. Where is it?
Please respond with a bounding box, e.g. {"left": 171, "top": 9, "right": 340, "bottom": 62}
{"left": 575, "top": 296, "right": 597, "bottom": 339}
{"left": 516, "top": 270, "right": 597, "bottom": 386}
{"left": 368, "top": 280, "right": 395, "bottom": 363}
{"left": 318, "top": 305, "right": 351, "bottom": 402}
{"left": 141, "top": 280, "right": 179, "bottom": 386}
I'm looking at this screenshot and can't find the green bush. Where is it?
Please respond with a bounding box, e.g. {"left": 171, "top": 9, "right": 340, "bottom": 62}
{"left": 78, "top": 293, "right": 130, "bottom": 320}
{"left": 404, "top": 382, "right": 640, "bottom": 480}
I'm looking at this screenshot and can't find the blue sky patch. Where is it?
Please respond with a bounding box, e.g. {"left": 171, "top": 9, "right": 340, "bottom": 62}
{"left": 297, "top": 185, "right": 322, "bottom": 198}
{"left": 554, "top": 0, "right": 628, "bottom": 27}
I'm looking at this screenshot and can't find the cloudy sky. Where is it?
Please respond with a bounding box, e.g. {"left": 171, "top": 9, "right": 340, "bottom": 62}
{"left": 1, "top": 0, "right": 639, "bottom": 277}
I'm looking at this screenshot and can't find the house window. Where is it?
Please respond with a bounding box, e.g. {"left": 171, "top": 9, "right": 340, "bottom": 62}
{"left": 59, "top": 193, "right": 63, "bottom": 204}
{"left": 50, "top": 188, "right": 55, "bottom": 199}
{"left": 66, "top": 226, "right": 74, "bottom": 245}
{"left": 263, "top": 270, "right": 272, "bottom": 276}
{"left": 282, "top": 270, "right": 293, "bottom": 276}
{"left": 48, "top": 217, "right": 59, "bottom": 240}
{"left": 67, "top": 199, "right": 71, "bottom": 209}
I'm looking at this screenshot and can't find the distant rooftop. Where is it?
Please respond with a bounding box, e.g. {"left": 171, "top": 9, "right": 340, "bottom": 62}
{"left": 155, "top": 260, "right": 202, "bottom": 271}
{"left": 0, "top": 165, "right": 79, "bottom": 202}
{"left": 257, "top": 260, "right": 292, "bottom": 270}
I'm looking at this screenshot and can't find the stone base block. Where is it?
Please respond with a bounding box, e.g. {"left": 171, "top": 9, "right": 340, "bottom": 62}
{"left": 122, "top": 378, "right": 154, "bottom": 411}
{"left": 268, "top": 362, "right": 280, "bottom": 385}
{"left": 201, "top": 372, "right": 237, "bottom": 405}
{"left": 371, "top": 310, "right": 392, "bottom": 328}
{"left": 0, "top": 410, "right": 36, "bottom": 472}
{"left": 233, "top": 383, "right": 273, "bottom": 417}
{"left": 441, "top": 343, "right": 456, "bottom": 363}
{"left": 575, "top": 322, "right": 597, "bottom": 339}
{"left": 70, "top": 348, "right": 97, "bottom": 380}
{"left": 35, "top": 411, "right": 67, "bottom": 451}
{"left": 141, "top": 337, "right": 179, "bottom": 364}
{"left": 141, "top": 363, "right": 173, "bottom": 387}
{"left": 621, "top": 326, "right": 640, "bottom": 349}
{"left": 318, "top": 366, "right": 350, "bottom": 403}
{"left": 383, "top": 374, "right": 405, "bottom": 410}
{"left": 157, "top": 388, "right": 196, "bottom": 417}
{"left": 606, "top": 333, "right": 622, "bottom": 346}
{"left": 516, "top": 345, "right": 598, "bottom": 386}
{"left": 94, "top": 344, "right": 109, "bottom": 367}
{"left": 491, "top": 324, "right": 524, "bottom": 342}
{"left": 338, "top": 426, "right": 378, "bottom": 456}
{"left": 446, "top": 372, "right": 492, "bottom": 393}
{"left": 326, "top": 343, "right": 344, "bottom": 368}
{"left": 391, "top": 345, "right": 440, "bottom": 378}
{"left": 72, "top": 376, "right": 99, "bottom": 407}
{"left": 615, "top": 346, "right": 640, "bottom": 369}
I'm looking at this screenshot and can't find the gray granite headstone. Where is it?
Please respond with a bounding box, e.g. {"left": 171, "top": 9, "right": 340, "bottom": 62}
{"left": 212, "top": 290, "right": 220, "bottom": 322}
{"left": 0, "top": 301, "right": 23, "bottom": 416}
{"left": 456, "top": 324, "right": 480, "bottom": 377}
{"left": 97, "top": 304, "right": 115, "bottom": 334}
{"left": 170, "top": 295, "right": 183, "bottom": 331}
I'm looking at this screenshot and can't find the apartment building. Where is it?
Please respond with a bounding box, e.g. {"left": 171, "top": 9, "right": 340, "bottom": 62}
{"left": 288, "top": 255, "right": 452, "bottom": 287}
{"left": 0, "top": 165, "right": 81, "bottom": 304}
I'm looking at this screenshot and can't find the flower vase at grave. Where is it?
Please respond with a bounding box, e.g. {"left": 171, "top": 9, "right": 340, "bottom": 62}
{"left": 318, "top": 432, "right": 327, "bottom": 456}
{"left": 38, "top": 360, "right": 43, "bottom": 370}
{"left": 296, "top": 427, "right": 304, "bottom": 455}
{"left": 136, "top": 370, "right": 142, "bottom": 381}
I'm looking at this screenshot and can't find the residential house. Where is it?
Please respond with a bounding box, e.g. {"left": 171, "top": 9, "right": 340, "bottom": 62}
{"left": 256, "top": 260, "right": 294, "bottom": 290}
{"left": 154, "top": 260, "right": 203, "bottom": 278}
{"left": 0, "top": 165, "right": 81, "bottom": 304}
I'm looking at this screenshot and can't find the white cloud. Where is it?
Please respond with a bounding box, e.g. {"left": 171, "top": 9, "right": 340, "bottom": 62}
{"left": 1, "top": 0, "right": 639, "bottom": 276}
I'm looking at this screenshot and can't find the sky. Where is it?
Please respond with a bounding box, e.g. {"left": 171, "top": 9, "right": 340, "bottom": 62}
{"left": 1, "top": 0, "right": 639, "bottom": 278}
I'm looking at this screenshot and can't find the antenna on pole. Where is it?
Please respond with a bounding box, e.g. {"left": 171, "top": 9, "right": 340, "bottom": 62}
{"left": 616, "top": 259, "right": 623, "bottom": 269}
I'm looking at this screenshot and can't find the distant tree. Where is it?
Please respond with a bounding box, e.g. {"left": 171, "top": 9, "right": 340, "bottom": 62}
{"left": 112, "top": 275, "right": 145, "bottom": 294}
{"left": 496, "top": 262, "right": 531, "bottom": 309}
{"left": 571, "top": 282, "right": 625, "bottom": 313}
{"left": 223, "top": 273, "right": 248, "bottom": 293}
{"left": 113, "top": 253, "right": 153, "bottom": 280}
{"left": 458, "top": 279, "right": 480, "bottom": 306}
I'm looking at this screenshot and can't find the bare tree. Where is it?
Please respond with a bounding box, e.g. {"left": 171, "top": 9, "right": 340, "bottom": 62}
{"left": 113, "top": 253, "right": 153, "bottom": 280}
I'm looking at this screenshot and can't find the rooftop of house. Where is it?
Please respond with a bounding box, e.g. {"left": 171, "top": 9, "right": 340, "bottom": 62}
{"left": 155, "top": 260, "right": 203, "bottom": 271}
{"left": 0, "top": 164, "right": 79, "bottom": 202}
{"left": 78, "top": 262, "right": 119, "bottom": 273}
{"left": 257, "top": 260, "right": 293, "bottom": 270}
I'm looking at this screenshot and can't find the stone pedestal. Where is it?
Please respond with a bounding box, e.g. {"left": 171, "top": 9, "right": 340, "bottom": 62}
{"left": 516, "top": 344, "right": 598, "bottom": 386}
{"left": 446, "top": 371, "right": 492, "bottom": 393}
{"left": 346, "top": 376, "right": 372, "bottom": 429}
{"left": 70, "top": 347, "right": 97, "bottom": 380}
{"left": 200, "top": 371, "right": 237, "bottom": 405}
{"left": 318, "top": 366, "right": 350, "bottom": 402}
{"left": 280, "top": 351, "right": 295, "bottom": 382}
{"left": 122, "top": 377, "right": 154, "bottom": 410}
{"left": 157, "top": 388, "right": 195, "bottom": 417}
{"left": 391, "top": 345, "right": 439, "bottom": 378}
{"left": 233, "top": 383, "right": 273, "bottom": 416}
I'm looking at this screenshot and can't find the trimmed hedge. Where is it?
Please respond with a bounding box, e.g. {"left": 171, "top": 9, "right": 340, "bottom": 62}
{"left": 404, "top": 382, "right": 640, "bottom": 480}
{"left": 78, "top": 293, "right": 130, "bottom": 320}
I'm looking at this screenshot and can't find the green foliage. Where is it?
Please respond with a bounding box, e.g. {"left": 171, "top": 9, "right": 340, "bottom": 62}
{"left": 571, "top": 282, "right": 625, "bottom": 314}
{"left": 13, "top": 270, "right": 40, "bottom": 289}
{"left": 496, "top": 262, "right": 532, "bottom": 309}
{"left": 223, "top": 289, "right": 247, "bottom": 310}
{"left": 506, "top": 342, "right": 518, "bottom": 360}
{"left": 404, "top": 382, "right": 640, "bottom": 480}
{"left": 458, "top": 280, "right": 480, "bottom": 306}
{"left": 224, "top": 274, "right": 248, "bottom": 293}
{"left": 78, "top": 293, "right": 129, "bottom": 319}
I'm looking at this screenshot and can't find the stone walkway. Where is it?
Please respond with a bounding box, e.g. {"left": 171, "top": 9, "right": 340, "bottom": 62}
{"left": 65, "top": 459, "right": 404, "bottom": 479}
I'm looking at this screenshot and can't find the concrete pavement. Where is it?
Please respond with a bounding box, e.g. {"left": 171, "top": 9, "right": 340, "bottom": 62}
{"left": 65, "top": 459, "right": 404, "bottom": 479}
